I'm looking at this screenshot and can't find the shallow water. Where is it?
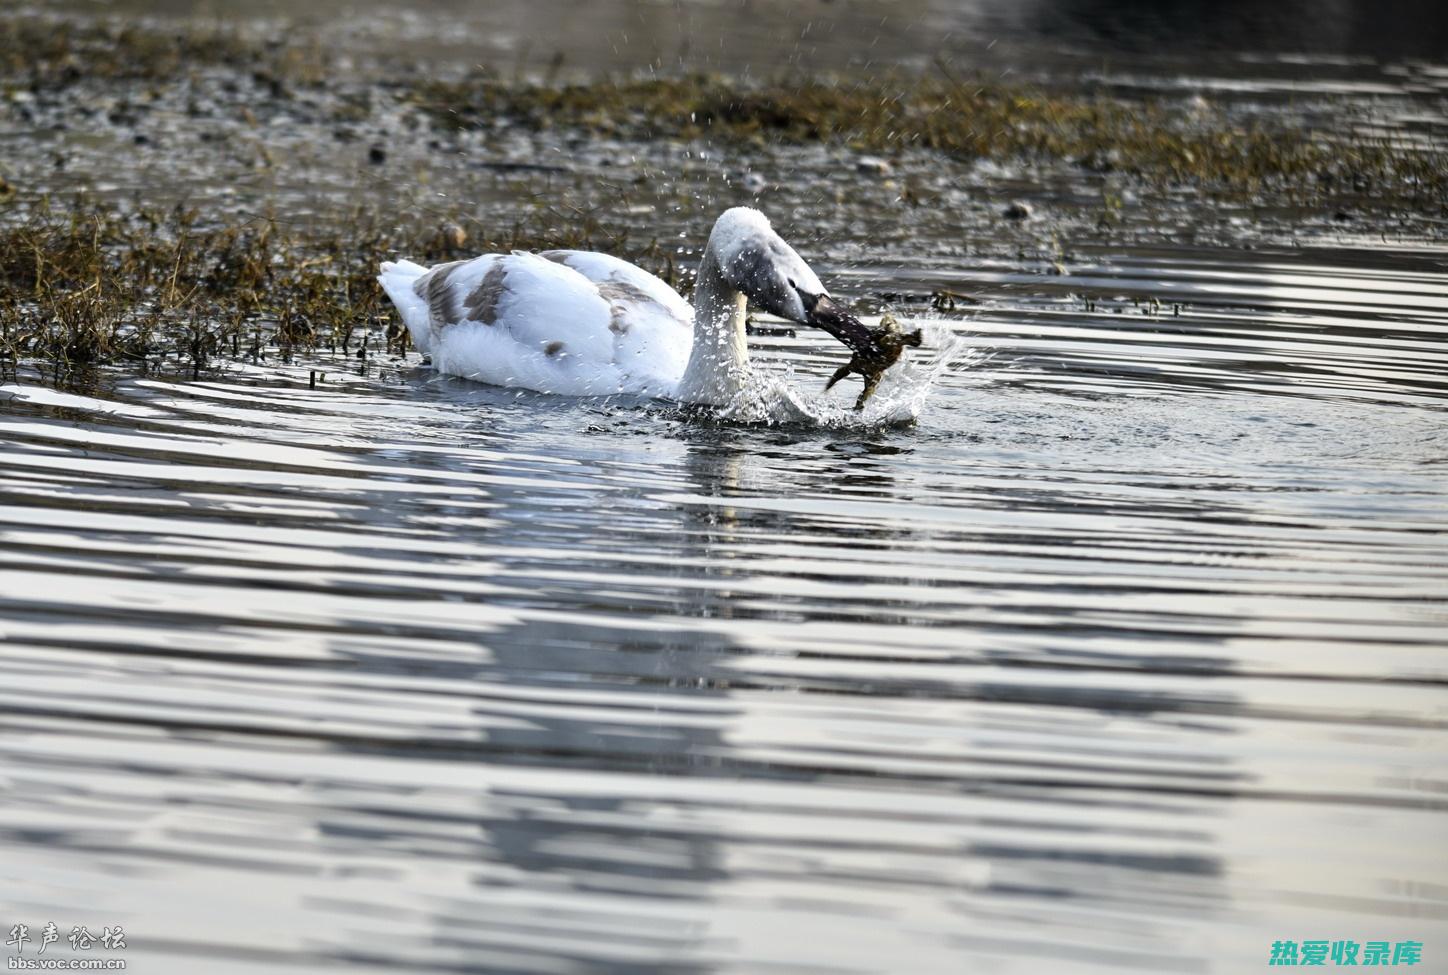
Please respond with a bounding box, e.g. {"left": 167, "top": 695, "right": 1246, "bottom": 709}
{"left": 3, "top": 235, "right": 1447, "bottom": 972}
{"left": 4, "top": 2, "right": 1448, "bottom": 972}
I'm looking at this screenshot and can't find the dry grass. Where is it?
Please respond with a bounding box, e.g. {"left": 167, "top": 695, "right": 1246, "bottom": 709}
{"left": 0, "top": 200, "right": 682, "bottom": 377}
{"left": 3, "top": 18, "right": 1439, "bottom": 196}
{"left": 1, "top": 18, "right": 1443, "bottom": 373}
{"left": 413, "top": 72, "right": 1446, "bottom": 197}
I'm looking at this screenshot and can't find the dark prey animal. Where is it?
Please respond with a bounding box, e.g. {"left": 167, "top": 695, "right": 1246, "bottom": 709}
{"left": 801, "top": 298, "right": 923, "bottom": 409}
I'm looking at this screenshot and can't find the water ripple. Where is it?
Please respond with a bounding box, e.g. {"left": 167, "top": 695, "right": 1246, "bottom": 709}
{"left": 3, "top": 238, "right": 1448, "bottom": 972}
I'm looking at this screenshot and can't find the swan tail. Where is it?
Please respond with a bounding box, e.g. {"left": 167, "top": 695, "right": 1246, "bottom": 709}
{"left": 378, "top": 259, "right": 434, "bottom": 355}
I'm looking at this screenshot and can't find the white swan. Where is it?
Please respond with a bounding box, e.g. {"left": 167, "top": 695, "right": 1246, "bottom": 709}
{"left": 377, "top": 207, "right": 863, "bottom": 406}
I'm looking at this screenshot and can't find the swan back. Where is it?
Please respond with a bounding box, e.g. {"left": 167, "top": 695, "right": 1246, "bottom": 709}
{"left": 381, "top": 250, "right": 691, "bottom": 397}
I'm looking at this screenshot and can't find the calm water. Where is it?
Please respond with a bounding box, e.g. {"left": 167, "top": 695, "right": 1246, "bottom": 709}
{"left": 3, "top": 2, "right": 1448, "bottom": 973}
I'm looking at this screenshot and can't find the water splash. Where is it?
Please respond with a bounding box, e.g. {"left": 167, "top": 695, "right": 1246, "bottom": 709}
{"left": 4, "top": 240, "right": 1447, "bottom": 975}
{"left": 713, "top": 321, "right": 977, "bottom": 428}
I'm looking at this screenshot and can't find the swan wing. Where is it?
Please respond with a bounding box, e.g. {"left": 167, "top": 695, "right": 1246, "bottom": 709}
{"left": 409, "top": 251, "right": 690, "bottom": 396}
{"left": 537, "top": 249, "right": 693, "bottom": 323}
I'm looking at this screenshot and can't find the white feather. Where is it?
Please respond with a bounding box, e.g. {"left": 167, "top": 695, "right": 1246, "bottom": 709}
{"left": 378, "top": 208, "right": 830, "bottom": 404}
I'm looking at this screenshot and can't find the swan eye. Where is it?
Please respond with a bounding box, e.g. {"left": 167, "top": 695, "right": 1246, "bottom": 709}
{"left": 787, "top": 277, "right": 797, "bottom": 290}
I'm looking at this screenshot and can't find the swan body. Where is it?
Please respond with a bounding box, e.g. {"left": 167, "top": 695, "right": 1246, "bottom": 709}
{"left": 379, "top": 208, "right": 832, "bottom": 406}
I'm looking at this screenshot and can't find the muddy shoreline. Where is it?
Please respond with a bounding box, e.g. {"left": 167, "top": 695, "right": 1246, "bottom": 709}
{"left": 1, "top": 14, "right": 1445, "bottom": 374}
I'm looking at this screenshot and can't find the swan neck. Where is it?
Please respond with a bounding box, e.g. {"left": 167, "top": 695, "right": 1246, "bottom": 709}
{"left": 678, "top": 247, "right": 748, "bottom": 405}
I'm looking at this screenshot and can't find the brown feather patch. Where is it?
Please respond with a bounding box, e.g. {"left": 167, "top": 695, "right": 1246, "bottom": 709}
{"left": 462, "top": 263, "right": 508, "bottom": 326}
{"left": 417, "top": 261, "right": 464, "bottom": 329}
{"left": 598, "top": 279, "right": 659, "bottom": 337}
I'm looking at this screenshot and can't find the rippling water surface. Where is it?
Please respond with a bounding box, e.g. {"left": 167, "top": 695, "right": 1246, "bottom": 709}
{"left": 4, "top": 234, "right": 1446, "bottom": 972}
{"left": 4, "top": 1, "right": 1448, "bottom": 971}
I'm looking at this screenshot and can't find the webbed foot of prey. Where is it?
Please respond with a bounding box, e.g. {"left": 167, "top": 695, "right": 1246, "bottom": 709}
{"left": 853, "top": 373, "right": 882, "bottom": 410}
{"left": 824, "top": 363, "right": 853, "bottom": 392}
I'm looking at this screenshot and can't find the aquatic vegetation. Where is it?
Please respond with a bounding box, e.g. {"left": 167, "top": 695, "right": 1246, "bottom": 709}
{"left": 2, "top": 18, "right": 1439, "bottom": 198}
{"left": 414, "top": 72, "right": 1445, "bottom": 198}
{"left": 0, "top": 199, "right": 678, "bottom": 378}
{"left": 1, "top": 16, "right": 1444, "bottom": 373}
{"left": 0, "top": 201, "right": 366, "bottom": 376}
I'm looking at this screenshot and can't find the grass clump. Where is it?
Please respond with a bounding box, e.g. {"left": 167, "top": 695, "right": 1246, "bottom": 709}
{"left": 3, "top": 17, "right": 1440, "bottom": 199}
{"left": 415, "top": 72, "right": 1446, "bottom": 197}
{"left": 1, "top": 16, "right": 1442, "bottom": 375}
{"left": 0, "top": 199, "right": 683, "bottom": 378}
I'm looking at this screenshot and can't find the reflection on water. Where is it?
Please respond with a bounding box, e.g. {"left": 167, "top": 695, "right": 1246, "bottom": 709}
{"left": 1034, "top": 0, "right": 1448, "bottom": 58}
{"left": 3, "top": 1, "right": 1448, "bottom": 971}
{"left": 2, "top": 237, "right": 1446, "bottom": 972}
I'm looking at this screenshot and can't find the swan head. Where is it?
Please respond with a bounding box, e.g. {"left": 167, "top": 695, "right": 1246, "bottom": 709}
{"left": 701, "top": 208, "right": 917, "bottom": 408}
{"left": 707, "top": 207, "right": 834, "bottom": 326}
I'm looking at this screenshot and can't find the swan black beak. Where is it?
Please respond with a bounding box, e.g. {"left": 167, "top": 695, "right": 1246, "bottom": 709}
{"left": 799, "top": 292, "right": 923, "bottom": 410}
{"left": 800, "top": 293, "right": 877, "bottom": 353}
